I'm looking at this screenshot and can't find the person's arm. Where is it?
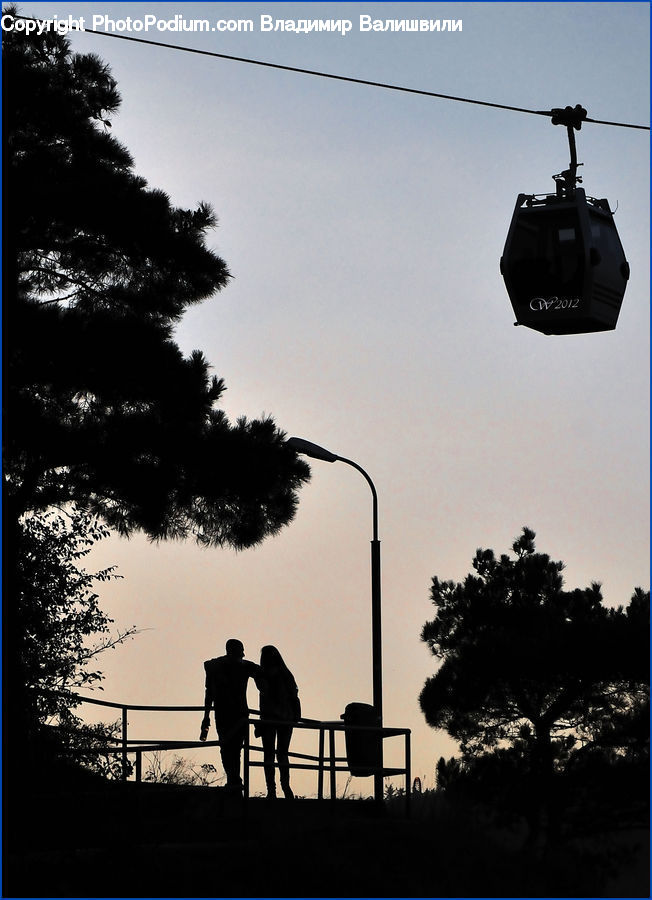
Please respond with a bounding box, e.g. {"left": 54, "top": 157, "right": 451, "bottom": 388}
{"left": 250, "top": 662, "right": 264, "bottom": 694}
{"left": 250, "top": 663, "right": 265, "bottom": 733}
{"left": 288, "top": 672, "right": 301, "bottom": 721}
{"left": 200, "top": 661, "right": 213, "bottom": 738}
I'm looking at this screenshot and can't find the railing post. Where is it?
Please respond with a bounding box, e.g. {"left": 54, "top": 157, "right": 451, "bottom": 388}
{"left": 405, "top": 731, "right": 411, "bottom": 818}
{"left": 329, "top": 728, "right": 336, "bottom": 802}
{"left": 121, "top": 706, "right": 128, "bottom": 781}
{"left": 135, "top": 750, "right": 142, "bottom": 784}
{"left": 317, "top": 727, "right": 325, "bottom": 801}
{"left": 243, "top": 719, "right": 250, "bottom": 800}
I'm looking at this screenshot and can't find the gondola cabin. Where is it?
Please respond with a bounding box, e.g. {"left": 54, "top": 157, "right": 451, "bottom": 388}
{"left": 500, "top": 188, "right": 629, "bottom": 335}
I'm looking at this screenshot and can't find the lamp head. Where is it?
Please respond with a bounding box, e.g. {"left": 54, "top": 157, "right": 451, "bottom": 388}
{"left": 286, "top": 436, "right": 339, "bottom": 463}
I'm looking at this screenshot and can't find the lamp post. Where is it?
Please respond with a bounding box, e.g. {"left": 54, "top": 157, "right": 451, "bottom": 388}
{"left": 286, "top": 436, "right": 383, "bottom": 803}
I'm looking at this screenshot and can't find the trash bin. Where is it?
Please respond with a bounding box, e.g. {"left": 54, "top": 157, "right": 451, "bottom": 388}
{"left": 341, "top": 702, "right": 381, "bottom": 777}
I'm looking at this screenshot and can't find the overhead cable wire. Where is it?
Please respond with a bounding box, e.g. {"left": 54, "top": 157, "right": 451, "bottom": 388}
{"left": 16, "top": 16, "right": 651, "bottom": 131}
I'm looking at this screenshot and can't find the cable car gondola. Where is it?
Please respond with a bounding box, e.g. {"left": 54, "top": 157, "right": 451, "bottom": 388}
{"left": 500, "top": 105, "right": 629, "bottom": 335}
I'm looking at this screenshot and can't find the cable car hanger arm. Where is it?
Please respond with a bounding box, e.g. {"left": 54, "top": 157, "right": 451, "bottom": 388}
{"left": 549, "top": 105, "right": 588, "bottom": 198}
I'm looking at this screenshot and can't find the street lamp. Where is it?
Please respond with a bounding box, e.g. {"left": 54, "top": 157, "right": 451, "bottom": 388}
{"left": 286, "top": 436, "right": 383, "bottom": 803}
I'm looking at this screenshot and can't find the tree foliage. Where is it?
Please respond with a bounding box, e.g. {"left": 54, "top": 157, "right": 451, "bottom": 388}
{"left": 420, "top": 528, "right": 649, "bottom": 779}
{"left": 2, "top": 9, "right": 310, "bottom": 548}
{"left": 13, "top": 506, "right": 137, "bottom": 776}
{"left": 16, "top": 508, "right": 130, "bottom": 715}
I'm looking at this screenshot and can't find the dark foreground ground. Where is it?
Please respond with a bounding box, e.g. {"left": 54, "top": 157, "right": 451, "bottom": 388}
{"left": 4, "top": 774, "right": 649, "bottom": 898}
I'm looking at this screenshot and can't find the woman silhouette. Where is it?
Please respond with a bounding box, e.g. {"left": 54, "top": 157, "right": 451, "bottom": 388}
{"left": 258, "top": 645, "right": 301, "bottom": 799}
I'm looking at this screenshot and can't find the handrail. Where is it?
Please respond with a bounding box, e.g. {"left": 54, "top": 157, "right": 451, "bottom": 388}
{"left": 40, "top": 690, "right": 411, "bottom": 812}
{"left": 40, "top": 691, "right": 208, "bottom": 712}
{"left": 39, "top": 692, "right": 408, "bottom": 733}
{"left": 43, "top": 692, "right": 408, "bottom": 733}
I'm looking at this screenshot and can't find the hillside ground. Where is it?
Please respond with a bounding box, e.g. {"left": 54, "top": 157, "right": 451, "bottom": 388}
{"left": 3, "top": 769, "right": 648, "bottom": 898}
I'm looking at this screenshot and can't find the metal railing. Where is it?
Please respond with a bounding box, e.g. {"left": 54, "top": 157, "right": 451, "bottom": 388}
{"left": 56, "top": 693, "right": 411, "bottom": 810}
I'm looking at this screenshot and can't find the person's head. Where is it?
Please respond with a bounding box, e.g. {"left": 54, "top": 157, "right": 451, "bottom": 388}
{"left": 260, "top": 645, "right": 285, "bottom": 669}
{"left": 225, "top": 639, "right": 245, "bottom": 659}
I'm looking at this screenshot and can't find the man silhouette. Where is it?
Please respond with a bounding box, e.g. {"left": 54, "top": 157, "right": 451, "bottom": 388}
{"left": 200, "top": 639, "right": 262, "bottom": 793}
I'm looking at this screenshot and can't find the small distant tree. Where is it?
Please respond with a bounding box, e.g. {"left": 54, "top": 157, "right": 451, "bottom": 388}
{"left": 420, "top": 528, "right": 648, "bottom": 831}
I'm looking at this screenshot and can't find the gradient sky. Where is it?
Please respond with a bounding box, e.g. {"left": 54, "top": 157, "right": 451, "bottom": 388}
{"left": 21, "top": 1, "right": 650, "bottom": 795}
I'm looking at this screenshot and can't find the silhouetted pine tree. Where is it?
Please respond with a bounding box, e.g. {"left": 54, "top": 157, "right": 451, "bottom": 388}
{"left": 2, "top": 8, "right": 310, "bottom": 546}
{"left": 2, "top": 9, "right": 310, "bottom": 781}
{"left": 420, "top": 527, "right": 649, "bottom": 838}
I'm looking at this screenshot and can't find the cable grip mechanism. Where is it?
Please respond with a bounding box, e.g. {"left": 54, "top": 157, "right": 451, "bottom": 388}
{"left": 550, "top": 104, "right": 587, "bottom": 197}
